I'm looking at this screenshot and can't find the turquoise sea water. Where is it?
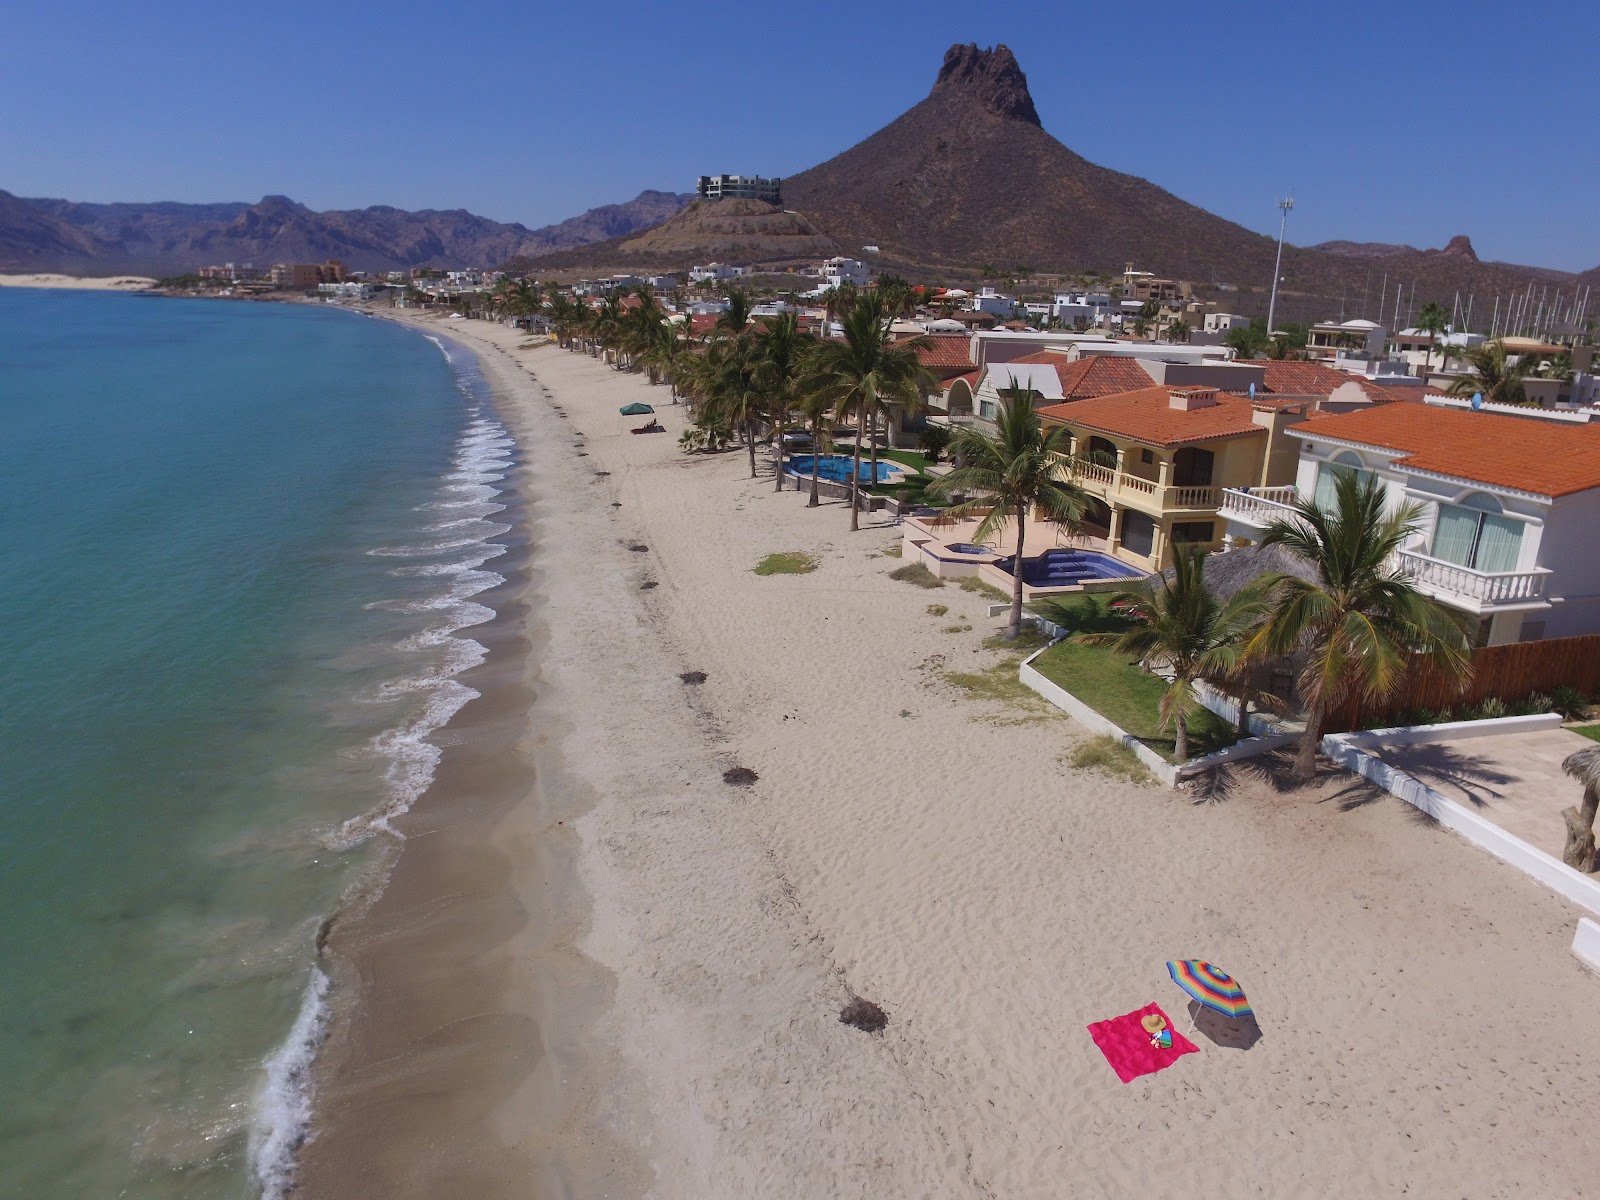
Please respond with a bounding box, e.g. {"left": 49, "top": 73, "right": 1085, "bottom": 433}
{"left": 0, "top": 291, "right": 514, "bottom": 1197}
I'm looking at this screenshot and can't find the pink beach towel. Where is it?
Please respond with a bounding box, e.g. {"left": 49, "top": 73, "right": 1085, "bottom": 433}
{"left": 1087, "top": 1003, "right": 1198, "bottom": 1083}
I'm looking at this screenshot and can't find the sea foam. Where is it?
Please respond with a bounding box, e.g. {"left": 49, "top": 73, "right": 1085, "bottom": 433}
{"left": 249, "top": 966, "right": 330, "bottom": 1200}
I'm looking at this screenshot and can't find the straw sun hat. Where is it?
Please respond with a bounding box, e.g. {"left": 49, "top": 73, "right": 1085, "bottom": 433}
{"left": 1140, "top": 1013, "right": 1168, "bottom": 1033}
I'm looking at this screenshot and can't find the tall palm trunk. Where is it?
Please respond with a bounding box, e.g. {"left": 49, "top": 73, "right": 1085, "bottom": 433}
{"left": 746, "top": 416, "right": 758, "bottom": 478}
{"left": 1007, "top": 501, "right": 1027, "bottom": 639}
{"left": 773, "top": 407, "right": 787, "bottom": 492}
{"left": 869, "top": 408, "right": 881, "bottom": 487}
{"left": 848, "top": 402, "right": 866, "bottom": 532}
{"left": 1174, "top": 712, "right": 1190, "bottom": 764}
{"left": 1295, "top": 694, "right": 1328, "bottom": 781}
{"left": 1235, "top": 681, "right": 1255, "bottom": 738}
{"left": 809, "top": 417, "right": 823, "bottom": 507}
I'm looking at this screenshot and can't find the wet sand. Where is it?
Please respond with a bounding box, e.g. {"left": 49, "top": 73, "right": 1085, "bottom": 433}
{"left": 301, "top": 310, "right": 1600, "bottom": 1199}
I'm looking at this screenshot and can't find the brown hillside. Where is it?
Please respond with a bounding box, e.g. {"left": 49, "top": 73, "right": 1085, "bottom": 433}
{"left": 521, "top": 198, "right": 841, "bottom": 272}
{"left": 784, "top": 44, "right": 1281, "bottom": 281}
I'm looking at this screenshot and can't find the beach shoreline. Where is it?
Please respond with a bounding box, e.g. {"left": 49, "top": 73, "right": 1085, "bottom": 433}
{"left": 0, "top": 272, "right": 155, "bottom": 290}
{"left": 297, "top": 307, "right": 1600, "bottom": 1198}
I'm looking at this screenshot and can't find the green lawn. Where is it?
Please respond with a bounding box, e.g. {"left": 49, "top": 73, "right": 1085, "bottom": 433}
{"left": 1029, "top": 594, "right": 1240, "bottom": 763}
{"left": 1574, "top": 724, "right": 1600, "bottom": 743}
{"left": 879, "top": 449, "right": 938, "bottom": 472}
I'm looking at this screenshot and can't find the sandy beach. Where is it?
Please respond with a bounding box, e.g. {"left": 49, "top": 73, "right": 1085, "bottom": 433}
{"left": 0, "top": 272, "right": 155, "bottom": 290}
{"left": 304, "top": 309, "right": 1600, "bottom": 1198}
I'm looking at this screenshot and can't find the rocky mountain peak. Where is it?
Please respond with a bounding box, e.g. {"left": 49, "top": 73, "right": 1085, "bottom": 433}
{"left": 930, "top": 43, "right": 1040, "bottom": 126}
{"left": 1439, "top": 234, "right": 1478, "bottom": 261}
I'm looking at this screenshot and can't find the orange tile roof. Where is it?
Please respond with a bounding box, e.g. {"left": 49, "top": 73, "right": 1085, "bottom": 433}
{"left": 1256, "top": 361, "right": 1358, "bottom": 396}
{"left": 1038, "top": 386, "right": 1265, "bottom": 447}
{"left": 1000, "top": 351, "right": 1155, "bottom": 400}
{"left": 907, "top": 333, "right": 976, "bottom": 375}
{"left": 1292, "top": 404, "right": 1600, "bottom": 497}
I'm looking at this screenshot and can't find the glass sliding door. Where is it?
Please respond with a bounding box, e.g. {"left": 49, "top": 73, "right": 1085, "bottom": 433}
{"left": 1429, "top": 493, "right": 1524, "bottom": 573}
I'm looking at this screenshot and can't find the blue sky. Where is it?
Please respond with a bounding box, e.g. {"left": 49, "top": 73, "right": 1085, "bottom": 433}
{"left": 6, "top": 0, "right": 1597, "bottom": 270}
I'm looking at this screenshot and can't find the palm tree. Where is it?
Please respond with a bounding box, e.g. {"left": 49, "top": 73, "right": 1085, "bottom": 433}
{"left": 639, "top": 320, "right": 694, "bottom": 401}
{"left": 1560, "top": 744, "right": 1600, "bottom": 871}
{"left": 753, "top": 312, "right": 814, "bottom": 492}
{"left": 805, "top": 292, "right": 936, "bottom": 531}
{"left": 1073, "top": 547, "right": 1267, "bottom": 762}
{"left": 820, "top": 282, "right": 856, "bottom": 335}
{"left": 1165, "top": 318, "right": 1192, "bottom": 344}
{"left": 795, "top": 387, "right": 834, "bottom": 507}
{"left": 929, "top": 386, "right": 1093, "bottom": 640}
{"left": 1448, "top": 338, "right": 1538, "bottom": 405}
{"left": 1249, "top": 472, "right": 1472, "bottom": 782}
{"left": 699, "top": 334, "right": 765, "bottom": 478}
{"left": 717, "top": 288, "right": 753, "bottom": 336}
{"left": 1416, "top": 300, "right": 1449, "bottom": 374}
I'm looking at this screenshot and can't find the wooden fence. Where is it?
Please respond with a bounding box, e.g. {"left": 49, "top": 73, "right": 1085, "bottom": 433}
{"left": 1326, "top": 634, "right": 1600, "bottom": 732}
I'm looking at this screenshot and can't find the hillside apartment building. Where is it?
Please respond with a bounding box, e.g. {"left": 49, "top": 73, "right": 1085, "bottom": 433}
{"left": 695, "top": 174, "right": 783, "bottom": 204}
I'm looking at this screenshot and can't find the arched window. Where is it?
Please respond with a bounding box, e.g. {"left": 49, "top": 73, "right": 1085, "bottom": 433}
{"left": 1431, "top": 492, "right": 1523, "bottom": 573}
{"left": 1314, "top": 450, "right": 1377, "bottom": 510}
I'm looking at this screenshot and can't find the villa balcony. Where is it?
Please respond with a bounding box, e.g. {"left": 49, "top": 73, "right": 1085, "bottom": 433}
{"left": 1394, "top": 550, "right": 1553, "bottom": 614}
{"left": 1065, "top": 459, "right": 1219, "bottom": 513}
{"left": 1217, "top": 486, "right": 1301, "bottom": 529}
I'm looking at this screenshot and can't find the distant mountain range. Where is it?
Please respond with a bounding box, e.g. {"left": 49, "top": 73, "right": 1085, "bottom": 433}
{"left": 4, "top": 43, "right": 1596, "bottom": 318}
{"left": 0, "top": 189, "right": 691, "bottom": 276}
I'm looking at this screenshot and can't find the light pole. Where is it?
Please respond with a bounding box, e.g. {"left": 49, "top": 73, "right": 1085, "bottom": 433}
{"left": 1266, "top": 194, "right": 1294, "bottom": 334}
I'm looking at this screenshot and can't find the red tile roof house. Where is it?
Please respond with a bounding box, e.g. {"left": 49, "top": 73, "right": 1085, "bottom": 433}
{"left": 1217, "top": 403, "right": 1600, "bottom": 645}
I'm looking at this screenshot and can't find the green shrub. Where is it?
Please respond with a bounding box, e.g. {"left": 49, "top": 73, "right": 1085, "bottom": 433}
{"left": 1067, "top": 735, "right": 1155, "bottom": 785}
{"left": 1549, "top": 685, "right": 1590, "bottom": 721}
{"left": 925, "top": 604, "right": 948, "bottom": 616}
{"left": 754, "top": 551, "right": 819, "bottom": 576}
{"left": 918, "top": 424, "right": 952, "bottom": 463}
{"left": 959, "top": 576, "right": 1009, "bottom": 601}
{"left": 1510, "top": 692, "right": 1551, "bottom": 717}
{"left": 1476, "top": 696, "right": 1507, "bottom": 720}
{"left": 889, "top": 562, "right": 944, "bottom": 588}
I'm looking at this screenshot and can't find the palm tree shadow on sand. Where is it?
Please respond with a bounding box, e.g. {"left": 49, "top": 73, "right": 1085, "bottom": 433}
{"left": 1186, "top": 1001, "right": 1263, "bottom": 1050}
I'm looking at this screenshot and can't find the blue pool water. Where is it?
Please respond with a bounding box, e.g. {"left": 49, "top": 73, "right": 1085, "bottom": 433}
{"left": 784, "top": 454, "right": 896, "bottom": 484}
{"left": 998, "top": 548, "right": 1142, "bottom": 586}
{"left": 945, "top": 542, "right": 992, "bottom": 555}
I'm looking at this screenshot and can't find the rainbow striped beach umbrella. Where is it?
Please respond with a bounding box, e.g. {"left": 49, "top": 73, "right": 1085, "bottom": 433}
{"left": 1167, "top": 960, "right": 1253, "bottom": 1018}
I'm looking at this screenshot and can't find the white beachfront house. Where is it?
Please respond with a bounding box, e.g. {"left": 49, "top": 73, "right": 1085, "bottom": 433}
{"left": 1217, "top": 402, "right": 1600, "bottom": 645}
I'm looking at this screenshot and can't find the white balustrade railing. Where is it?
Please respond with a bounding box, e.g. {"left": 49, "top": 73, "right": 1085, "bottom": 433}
{"left": 1395, "top": 550, "right": 1551, "bottom": 605}
{"left": 1218, "top": 486, "right": 1302, "bottom": 527}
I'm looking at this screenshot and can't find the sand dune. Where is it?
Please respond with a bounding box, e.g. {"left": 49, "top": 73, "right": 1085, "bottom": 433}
{"left": 0, "top": 273, "right": 155, "bottom": 290}
{"left": 369, "top": 313, "right": 1600, "bottom": 1198}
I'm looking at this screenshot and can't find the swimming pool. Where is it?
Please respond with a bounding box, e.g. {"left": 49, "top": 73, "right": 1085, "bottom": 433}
{"left": 785, "top": 454, "right": 898, "bottom": 484}
{"left": 944, "top": 542, "right": 992, "bottom": 556}
{"left": 996, "top": 548, "right": 1142, "bottom": 587}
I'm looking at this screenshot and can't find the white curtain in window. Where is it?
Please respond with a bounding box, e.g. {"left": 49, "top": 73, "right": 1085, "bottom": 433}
{"left": 1431, "top": 505, "right": 1479, "bottom": 566}
{"left": 1314, "top": 465, "right": 1345, "bottom": 510}
{"left": 1474, "top": 513, "right": 1522, "bottom": 573}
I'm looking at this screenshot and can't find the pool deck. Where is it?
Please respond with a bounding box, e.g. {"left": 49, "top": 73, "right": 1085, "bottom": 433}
{"left": 900, "top": 511, "right": 1146, "bottom": 598}
{"left": 1363, "top": 728, "right": 1598, "bottom": 863}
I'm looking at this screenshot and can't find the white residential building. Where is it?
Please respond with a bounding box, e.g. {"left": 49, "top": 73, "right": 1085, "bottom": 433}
{"left": 689, "top": 262, "right": 748, "bottom": 283}
{"left": 1303, "top": 318, "right": 1386, "bottom": 360}
{"left": 1204, "top": 312, "right": 1251, "bottom": 334}
{"left": 972, "top": 287, "right": 1020, "bottom": 317}
{"left": 819, "top": 257, "right": 873, "bottom": 289}
{"left": 1217, "top": 402, "right": 1600, "bottom": 644}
